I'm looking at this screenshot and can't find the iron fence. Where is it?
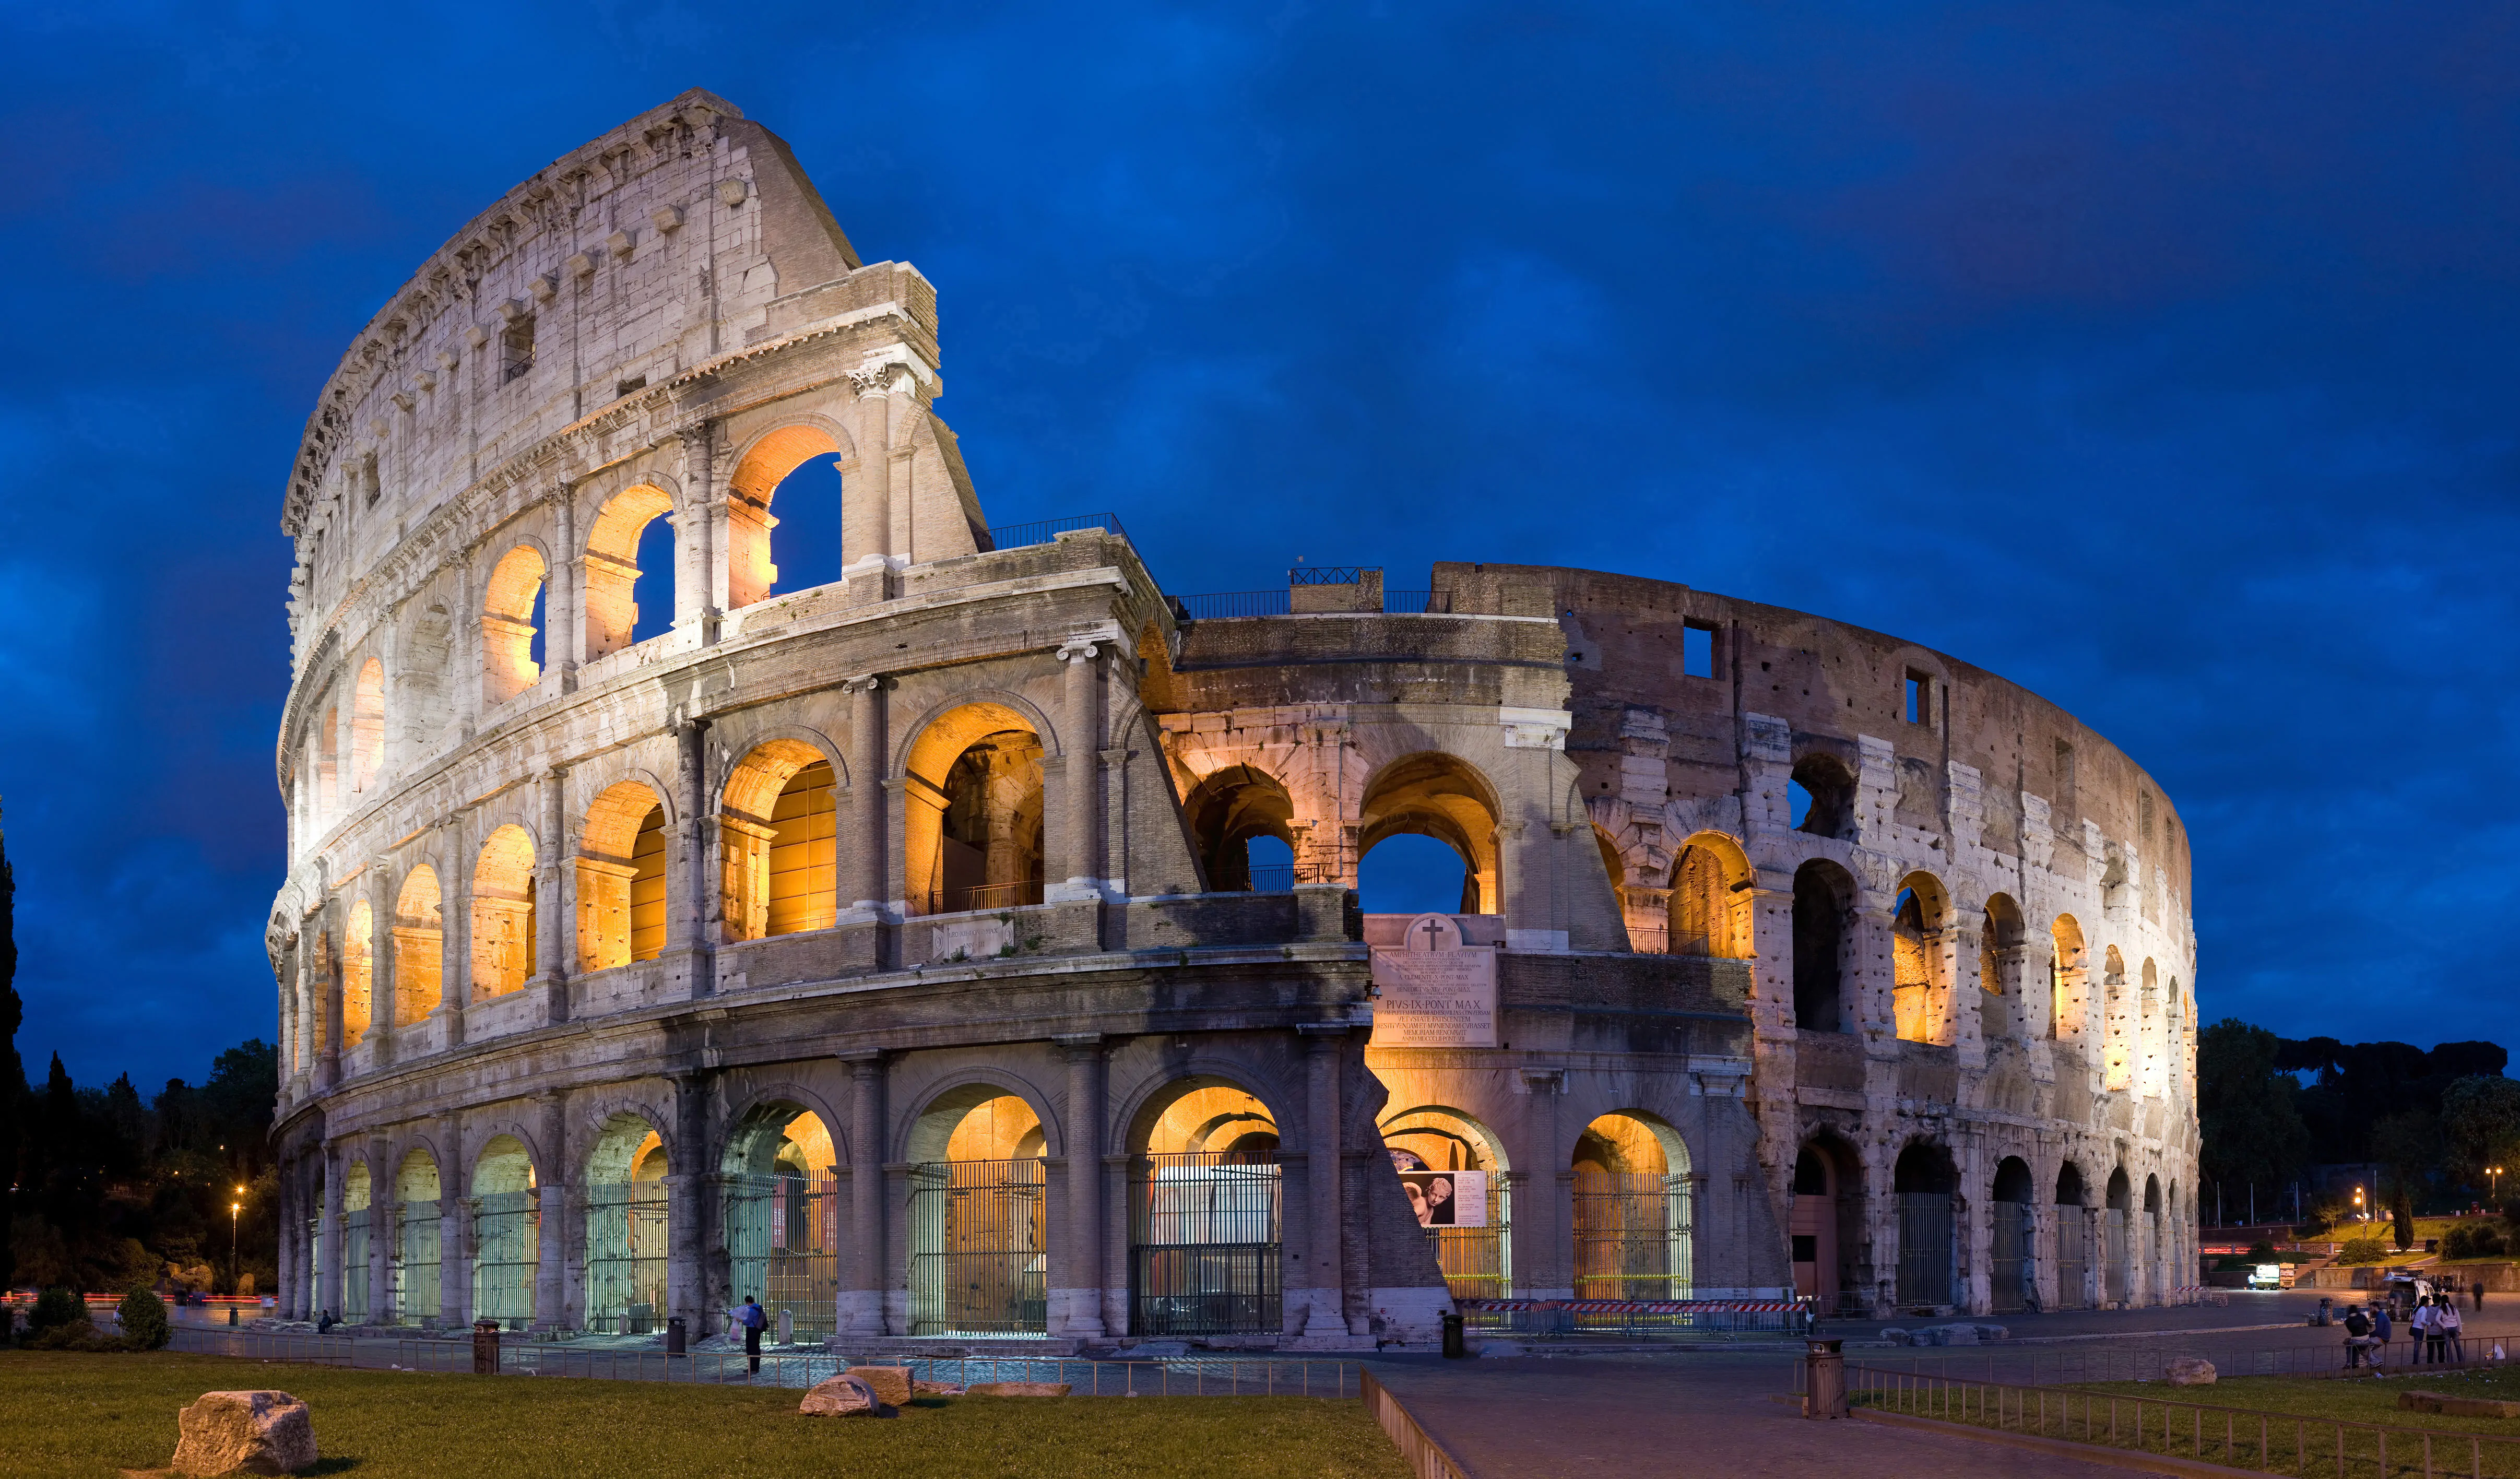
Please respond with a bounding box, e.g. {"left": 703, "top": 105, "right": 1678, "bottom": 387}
{"left": 1130, "top": 1152, "right": 1283, "bottom": 1336}
{"left": 341, "top": 1209, "right": 370, "bottom": 1324}
{"left": 1176, "top": 590, "right": 1291, "bottom": 620}
{"left": 1991, "top": 1200, "right": 2034, "bottom": 1314}
{"left": 981, "top": 513, "right": 1129, "bottom": 551}
{"left": 725, "top": 1172, "right": 841, "bottom": 1338}
{"left": 1462, "top": 1297, "right": 1810, "bottom": 1340}
{"left": 920, "top": 879, "right": 1044, "bottom": 916}
{"left": 909, "top": 1159, "right": 1049, "bottom": 1336}
{"left": 2056, "top": 1206, "right": 2091, "bottom": 1309}
{"left": 397, "top": 1200, "right": 440, "bottom": 1327}
{"left": 164, "top": 1327, "right": 1357, "bottom": 1397}
{"left": 1572, "top": 1170, "right": 1692, "bottom": 1301}
{"left": 472, "top": 1191, "right": 537, "bottom": 1329}
{"left": 1896, "top": 1192, "right": 1954, "bottom": 1307}
{"left": 584, "top": 1181, "right": 669, "bottom": 1334}
{"left": 1381, "top": 590, "right": 1455, "bottom": 615}
{"left": 1430, "top": 1178, "right": 1512, "bottom": 1301}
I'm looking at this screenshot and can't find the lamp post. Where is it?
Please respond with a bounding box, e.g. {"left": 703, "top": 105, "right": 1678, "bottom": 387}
{"left": 2355, "top": 1185, "right": 2365, "bottom": 1222}
{"left": 229, "top": 1191, "right": 244, "bottom": 1327}
{"left": 2492, "top": 1167, "right": 2504, "bottom": 1205}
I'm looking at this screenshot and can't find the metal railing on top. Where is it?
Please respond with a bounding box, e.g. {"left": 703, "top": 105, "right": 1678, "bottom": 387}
{"left": 1835, "top": 1358, "right": 2520, "bottom": 1477}
{"left": 1287, "top": 566, "right": 1371, "bottom": 585}
{"left": 921, "top": 880, "right": 1044, "bottom": 916}
{"left": 983, "top": 513, "right": 1129, "bottom": 551}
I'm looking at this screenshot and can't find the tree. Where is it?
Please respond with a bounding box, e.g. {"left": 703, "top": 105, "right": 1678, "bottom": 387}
{"left": 2442, "top": 1075, "right": 2520, "bottom": 1190}
{"left": 2370, "top": 1109, "right": 2438, "bottom": 1247}
{"left": 0, "top": 796, "right": 18, "bottom": 1294}
{"left": 2197, "top": 1019, "right": 2311, "bottom": 1213}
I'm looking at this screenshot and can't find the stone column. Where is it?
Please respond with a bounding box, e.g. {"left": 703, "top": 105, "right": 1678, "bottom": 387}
{"left": 1056, "top": 638, "right": 1106, "bottom": 898}
{"left": 668, "top": 1073, "right": 712, "bottom": 1336}
{"left": 841, "top": 1052, "right": 886, "bottom": 1334}
{"left": 438, "top": 811, "right": 471, "bottom": 1044}
{"left": 440, "top": 1115, "right": 468, "bottom": 1329}
{"left": 1055, "top": 1034, "right": 1106, "bottom": 1339}
{"left": 1297, "top": 1024, "right": 1350, "bottom": 1338}
{"left": 532, "top": 767, "right": 571, "bottom": 1024}
{"left": 366, "top": 1135, "right": 393, "bottom": 1326}
{"left": 275, "top": 1158, "right": 298, "bottom": 1319}
{"left": 677, "top": 426, "right": 720, "bottom": 643}
{"left": 665, "top": 719, "right": 714, "bottom": 998}
{"left": 841, "top": 675, "right": 886, "bottom": 915}
{"left": 318, "top": 1142, "right": 345, "bottom": 1323}
{"left": 1517, "top": 1067, "right": 1570, "bottom": 1299}
{"left": 368, "top": 856, "right": 397, "bottom": 1068}
{"left": 318, "top": 897, "right": 345, "bottom": 1088}
{"left": 535, "top": 1092, "right": 568, "bottom": 1332}
{"left": 846, "top": 365, "right": 896, "bottom": 566}
{"left": 551, "top": 487, "right": 578, "bottom": 690}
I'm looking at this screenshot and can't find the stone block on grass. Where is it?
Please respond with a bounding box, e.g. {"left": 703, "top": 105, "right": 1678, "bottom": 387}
{"left": 2166, "top": 1357, "right": 2217, "bottom": 1386}
{"left": 171, "top": 1390, "right": 317, "bottom": 1476}
{"left": 847, "top": 1365, "right": 914, "bottom": 1407}
{"left": 799, "top": 1374, "right": 896, "bottom": 1417}
{"left": 967, "top": 1381, "right": 1071, "bottom": 1397}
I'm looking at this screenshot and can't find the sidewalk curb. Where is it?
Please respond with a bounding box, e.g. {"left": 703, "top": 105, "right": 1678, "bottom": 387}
{"left": 1849, "top": 1403, "right": 2263, "bottom": 1477}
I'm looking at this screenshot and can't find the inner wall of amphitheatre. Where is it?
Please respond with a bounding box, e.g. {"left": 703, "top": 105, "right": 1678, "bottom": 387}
{"left": 264, "top": 89, "right": 2198, "bottom": 1345}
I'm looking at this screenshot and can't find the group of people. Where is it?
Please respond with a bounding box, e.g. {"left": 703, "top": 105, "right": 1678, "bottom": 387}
{"left": 2341, "top": 1287, "right": 2471, "bottom": 1369}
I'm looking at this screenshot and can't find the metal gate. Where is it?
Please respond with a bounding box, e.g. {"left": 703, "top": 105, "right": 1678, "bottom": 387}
{"left": 396, "top": 1200, "right": 440, "bottom": 1326}
{"left": 1130, "top": 1152, "right": 1282, "bottom": 1336}
{"left": 341, "top": 1209, "right": 370, "bottom": 1323}
{"left": 1571, "top": 1170, "right": 1694, "bottom": 1300}
{"left": 471, "top": 1190, "right": 537, "bottom": 1329}
{"left": 909, "top": 1160, "right": 1047, "bottom": 1335}
{"left": 726, "top": 1172, "right": 842, "bottom": 1337}
{"left": 2055, "top": 1208, "right": 2089, "bottom": 1309}
{"left": 1895, "top": 1192, "right": 1954, "bottom": 1307}
{"left": 2105, "top": 1208, "right": 2131, "bottom": 1305}
{"left": 1990, "top": 1201, "right": 2034, "bottom": 1312}
{"left": 1432, "top": 1177, "right": 1513, "bottom": 1300}
{"left": 585, "top": 1182, "right": 669, "bottom": 1333}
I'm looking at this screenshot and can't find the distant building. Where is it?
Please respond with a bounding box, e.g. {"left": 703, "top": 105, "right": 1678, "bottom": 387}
{"left": 265, "top": 91, "right": 2199, "bottom": 1343}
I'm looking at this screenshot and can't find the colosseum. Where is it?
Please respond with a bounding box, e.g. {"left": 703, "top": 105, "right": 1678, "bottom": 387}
{"left": 264, "top": 90, "right": 2199, "bottom": 1350}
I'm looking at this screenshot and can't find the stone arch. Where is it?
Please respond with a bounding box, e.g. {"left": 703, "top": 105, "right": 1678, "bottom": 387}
{"left": 391, "top": 865, "right": 443, "bottom": 1026}
{"left": 2139, "top": 957, "right": 2162, "bottom": 1096}
{"left": 1792, "top": 1132, "right": 1865, "bottom": 1311}
{"left": 2050, "top": 914, "right": 2089, "bottom": 1039}
{"left": 584, "top": 1108, "right": 673, "bottom": 1334}
{"left": 1790, "top": 751, "right": 1858, "bottom": 839}
{"left": 583, "top": 482, "right": 677, "bottom": 658}
{"left": 470, "top": 824, "right": 536, "bottom": 999}
{"left": 342, "top": 897, "right": 375, "bottom": 1049}
{"left": 351, "top": 656, "right": 385, "bottom": 792}
{"left": 719, "top": 1092, "right": 844, "bottom": 1335}
{"left": 1183, "top": 764, "right": 1297, "bottom": 891}
{"left": 1667, "top": 831, "right": 1752, "bottom": 958}
{"left": 2103, "top": 1165, "right": 2135, "bottom": 1304}
{"left": 1793, "top": 859, "right": 1857, "bottom": 1033}
{"left": 1122, "top": 1072, "right": 1287, "bottom": 1336}
{"left": 2053, "top": 1158, "right": 2091, "bottom": 1309}
{"left": 1979, "top": 893, "right": 2028, "bottom": 1041}
{"left": 1892, "top": 1139, "right": 1958, "bottom": 1308}
{"left": 1990, "top": 1153, "right": 2037, "bottom": 1312}
{"left": 1358, "top": 751, "right": 1502, "bottom": 915}
{"left": 726, "top": 419, "right": 855, "bottom": 610}
{"left": 904, "top": 1083, "right": 1053, "bottom": 1335}
{"left": 1572, "top": 1110, "right": 1694, "bottom": 1300}
{"left": 1380, "top": 1104, "right": 1511, "bottom": 1297}
{"left": 1890, "top": 871, "right": 1951, "bottom": 1044}
{"left": 578, "top": 779, "right": 670, "bottom": 971}
{"left": 391, "top": 1144, "right": 443, "bottom": 1327}
{"left": 900, "top": 700, "right": 1049, "bottom": 917}
{"left": 1379, "top": 1104, "right": 1510, "bottom": 1173}
{"left": 720, "top": 731, "right": 844, "bottom": 941}
{"left": 396, "top": 593, "right": 458, "bottom": 760}
{"left": 481, "top": 543, "right": 548, "bottom": 706}
{"left": 470, "top": 1131, "right": 540, "bottom": 1328}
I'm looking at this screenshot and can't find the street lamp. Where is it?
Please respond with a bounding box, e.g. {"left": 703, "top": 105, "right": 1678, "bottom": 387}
{"left": 229, "top": 1190, "right": 244, "bottom": 1327}
{"left": 2355, "top": 1185, "right": 2366, "bottom": 1221}
{"left": 2492, "top": 1167, "right": 2505, "bottom": 1204}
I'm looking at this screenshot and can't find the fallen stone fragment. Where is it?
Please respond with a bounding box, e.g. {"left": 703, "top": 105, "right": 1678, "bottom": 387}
{"left": 170, "top": 1390, "right": 317, "bottom": 1476}
{"left": 2166, "top": 1356, "right": 2217, "bottom": 1387}
{"left": 799, "top": 1374, "right": 896, "bottom": 1417}
{"left": 847, "top": 1365, "right": 914, "bottom": 1407}
{"left": 912, "top": 1379, "right": 966, "bottom": 1396}
{"left": 2400, "top": 1391, "right": 2520, "bottom": 1418}
{"left": 967, "top": 1380, "right": 1070, "bottom": 1397}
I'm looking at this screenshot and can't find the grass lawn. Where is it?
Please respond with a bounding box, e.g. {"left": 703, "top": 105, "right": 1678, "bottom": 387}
{"left": 0, "top": 1351, "right": 1409, "bottom": 1479}
{"left": 2071, "top": 1365, "right": 2520, "bottom": 1439}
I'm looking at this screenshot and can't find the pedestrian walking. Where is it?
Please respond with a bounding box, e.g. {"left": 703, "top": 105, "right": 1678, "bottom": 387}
{"left": 739, "top": 1295, "right": 767, "bottom": 1375}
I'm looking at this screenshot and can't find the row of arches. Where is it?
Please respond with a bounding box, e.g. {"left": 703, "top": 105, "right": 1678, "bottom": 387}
{"left": 1792, "top": 1135, "right": 2182, "bottom": 1314}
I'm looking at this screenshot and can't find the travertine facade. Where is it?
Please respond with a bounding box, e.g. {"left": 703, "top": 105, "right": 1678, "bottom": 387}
{"left": 266, "top": 91, "right": 2197, "bottom": 1346}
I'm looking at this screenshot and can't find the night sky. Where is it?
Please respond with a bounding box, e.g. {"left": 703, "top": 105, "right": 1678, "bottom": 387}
{"left": 4, "top": 4, "right": 2515, "bottom": 1092}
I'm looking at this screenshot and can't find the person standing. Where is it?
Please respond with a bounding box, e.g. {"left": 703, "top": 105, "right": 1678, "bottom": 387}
{"left": 2344, "top": 1305, "right": 2373, "bottom": 1368}
{"left": 739, "top": 1296, "right": 767, "bottom": 1375}
{"left": 2373, "top": 1300, "right": 2394, "bottom": 1367}
{"left": 2442, "top": 1294, "right": 2467, "bottom": 1364}
{"left": 2477, "top": 1278, "right": 2488, "bottom": 1313}
{"left": 2413, "top": 1295, "right": 2439, "bottom": 1364}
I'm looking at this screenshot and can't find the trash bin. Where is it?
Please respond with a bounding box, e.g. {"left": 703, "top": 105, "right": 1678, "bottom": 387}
{"left": 1803, "top": 1339, "right": 1847, "bottom": 1419}
{"left": 1442, "top": 1311, "right": 1466, "bottom": 1359}
{"left": 472, "top": 1319, "right": 502, "bottom": 1375}
{"left": 666, "top": 1315, "right": 687, "bottom": 1355}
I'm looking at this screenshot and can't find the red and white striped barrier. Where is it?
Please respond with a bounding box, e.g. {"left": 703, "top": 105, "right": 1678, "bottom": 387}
{"left": 1457, "top": 1298, "right": 1807, "bottom": 1315}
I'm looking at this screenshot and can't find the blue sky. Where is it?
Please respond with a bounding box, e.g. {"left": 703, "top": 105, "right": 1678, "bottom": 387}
{"left": 3, "top": 2, "right": 2515, "bottom": 1090}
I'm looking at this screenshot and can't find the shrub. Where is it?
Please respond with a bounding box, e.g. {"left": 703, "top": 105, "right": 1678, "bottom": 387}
{"left": 2247, "top": 1240, "right": 2278, "bottom": 1260}
{"left": 2446, "top": 1224, "right": 2477, "bottom": 1260}
{"left": 28, "top": 1286, "right": 83, "bottom": 1332}
{"left": 23, "top": 1318, "right": 111, "bottom": 1352}
{"left": 2338, "top": 1235, "right": 2391, "bottom": 1265}
{"left": 117, "top": 1287, "right": 169, "bottom": 1351}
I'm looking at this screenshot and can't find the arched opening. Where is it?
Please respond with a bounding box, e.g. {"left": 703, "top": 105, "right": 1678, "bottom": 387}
{"left": 1891, "top": 874, "right": 1949, "bottom": 1044}
{"left": 727, "top": 423, "right": 849, "bottom": 610}
{"left": 2140, "top": 959, "right": 2162, "bottom": 1097}
{"left": 1991, "top": 1156, "right": 2035, "bottom": 1313}
{"left": 722, "top": 1104, "right": 841, "bottom": 1338}
{"left": 481, "top": 545, "right": 548, "bottom": 706}
{"left": 351, "top": 657, "right": 384, "bottom": 792}
{"left": 1380, "top": 1106, "right": 1512, "bottom": 1299}
{"left": 1791, "top": 1136, "right": 1864, "bottom": 1314}
{"left": 2144, "top": 1173, "right": 2164, "bottom": 1296}
{"left": 903, "top": 705, "right": 1044, "bottom": 917}
{"left": 585, "top": 1114, "right": 669, "bottom": 1334}
{"left": 1892, "top": 1141, "right": 1957, "bottom": 1309}
{"left": 391, "top": 867, "right": 442, "bottom": 1026}
{"left": 399, "top": 601, "right": 457, "bottom": 760}
{"left": 577, "top": 782, "right": 669, "bottom": 971}
{"left": 1980, "top": 894, "right": 2026, "bottom": 1042}
{"left": 342, "top": 1160, "right": 372, "bottom": 1324}
{"left": 470, "top": 825, "right": 536, "bottom": 999}
{"left": 1128, "top": 1079, "right": 1283, "bottom": 1336}
{"left": 341, "top": 900, "right": 374, "bottom": 1051}
{"left": 2102, "top": 946, "right": 2131, "bottom": 1090}
{"left": 1790, "top": 752, "right": 1857, "bottom": 839}
{"left": 2104, "top": 1168, "right": 2133, "bottom": 1305}
{"left": 721, "top": 740, "right": 838, "bottom": 940}
{"left": 1571, "top": 1112, "right": 1694, "bottom": 1303}
{"left": 1667, "top": 834, "right": 1750, "bottom": 959}
{"left": 2054, "top": 1162, "right": 2090, "bottom": 1309}
{"left": 906, "top": 1092, "right": 1049, "bottom": 1336}
{"left": 1359, "top": 753, "right": 1500, "bottom": 915}
{"left": 470, "top": 1134, "right": 538, "bottom": 1329}
{"left": 1184, "top": 765, "right": 1297, "bottom": 892}
{"left": 582, "top": 483, "right": 677, "bottom": 657}
{"left": 316, "top": 701, "right": 340, "bottom": 825}
{"left": 1792, "top": 860, "right": 1855, "bottom": 1033}
{"left": 2050, "top": 915, "right": 2088, "bottom": 1040}
{"left": 393, "top": 1149, "right": 441, "bottom": 1326}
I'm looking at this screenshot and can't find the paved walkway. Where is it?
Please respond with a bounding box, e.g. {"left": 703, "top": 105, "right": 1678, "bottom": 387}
{"left": 1368, "top": 1351, "right": 2141, "bottom": 1478}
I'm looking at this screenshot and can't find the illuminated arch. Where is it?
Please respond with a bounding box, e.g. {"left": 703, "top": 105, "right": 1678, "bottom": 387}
{"left": 342, "top": 898, "right": 374, "bottom": 1048}
{"left": 1667, "top": 831, "right": 1751, "bottom": 958}
{"left": 901, "top": 702, "right": 1046, "bottom": 917}
{"left": 1358, "top": 752, "right": 1501, "bottom": 915}
{"left": 721, "top": 737, "right": 841, "bottom": 940}
{"left": 726, "top": 421, "right": 851, "bottom": 611}
{"left": 351, "top": 657, "right": 384, "bottom": 791}
{"left": 470, "top": 824, "right": 536, "bottom": 999}
{"left": 578, "top": 780, "right": 669, "bottom": 971}
{"left": 1890, "top": 871, "right": 1951, "bottom": 1044}
{"left": 582, "top": 483, "right": 676, "bottom": 658}
{"left": 481, "top": 545, "right": 548, "bottom": 705}
{"left": 1184, "top": 764, "right": 1296, "bottom": 890}
{"left": 2050, "top": 914, "right": 2088, "bottom": 1040}
{"left": 391, "top": 865, "right": 442, "bottom": 1025}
